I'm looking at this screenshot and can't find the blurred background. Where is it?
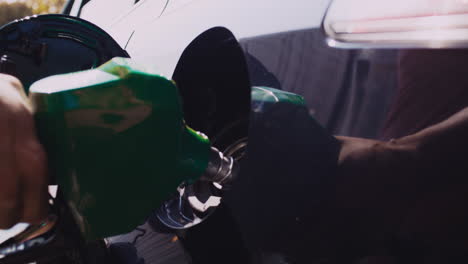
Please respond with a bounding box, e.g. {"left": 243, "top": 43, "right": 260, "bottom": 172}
{"left": 0, "top": 0, "right": 66, "bottom": 25}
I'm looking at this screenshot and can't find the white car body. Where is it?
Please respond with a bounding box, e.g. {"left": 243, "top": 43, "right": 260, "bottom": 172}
{"left": 74, "top": 0, "right": 330, "bottom": 77}
{"left": 68, "top": 0, "right": 398, "bottom": 139}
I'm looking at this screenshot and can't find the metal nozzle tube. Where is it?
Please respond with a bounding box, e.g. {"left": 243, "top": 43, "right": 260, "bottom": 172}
{"left": 200, "top": 147, "right": 238, "bottom": 186}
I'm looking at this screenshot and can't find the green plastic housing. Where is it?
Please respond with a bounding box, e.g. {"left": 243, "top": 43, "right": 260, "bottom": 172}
{"left": 251, "top": 86, "right": 306, "bottom": 106}
{"left": 29, "top": 57, "right": 210, "bottom": 239}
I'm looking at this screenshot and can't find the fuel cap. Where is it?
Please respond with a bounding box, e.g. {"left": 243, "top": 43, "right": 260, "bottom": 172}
{"left": 0, "top": 14, "right": 129, "bottom": 90}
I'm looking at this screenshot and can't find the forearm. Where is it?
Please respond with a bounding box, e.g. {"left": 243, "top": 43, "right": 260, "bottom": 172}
{"left": 390, "top": 106, "right": 468, "bottom": 169}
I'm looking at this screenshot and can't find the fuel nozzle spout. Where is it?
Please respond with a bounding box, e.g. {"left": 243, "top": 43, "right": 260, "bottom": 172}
{"left": 153, "top": 147, "right": 239, "bottom": 230}
{"left": 200, "top": 147, "right": 239, "bottom": 187}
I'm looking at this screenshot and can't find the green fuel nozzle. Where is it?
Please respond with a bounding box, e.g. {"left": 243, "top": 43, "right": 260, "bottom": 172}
{"left": 29, "top": 57, "right": 221, "bottom": 240}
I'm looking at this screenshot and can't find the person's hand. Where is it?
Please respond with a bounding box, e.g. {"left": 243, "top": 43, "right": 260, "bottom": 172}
{"left": 328, "top": 136, "right": 420, "bottom": 253}
{"left": 333, "top": 134, "right": 468, "bottom": 257}
{"left": 0, "top": 74, "right": 48, "bottom": 229}
{"left": 335, "top": 135, "right": 419, "bottom": 207}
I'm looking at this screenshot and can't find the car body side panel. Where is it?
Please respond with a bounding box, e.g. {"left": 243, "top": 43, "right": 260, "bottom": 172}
{"left": 118, "top": 0, "right": 330, "bottom": 77}
{"left": 78, "top": 0, "right": 397, "bottom": 138}
{"left": 80, "top": 0, "right": 168, "bottom": 46}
